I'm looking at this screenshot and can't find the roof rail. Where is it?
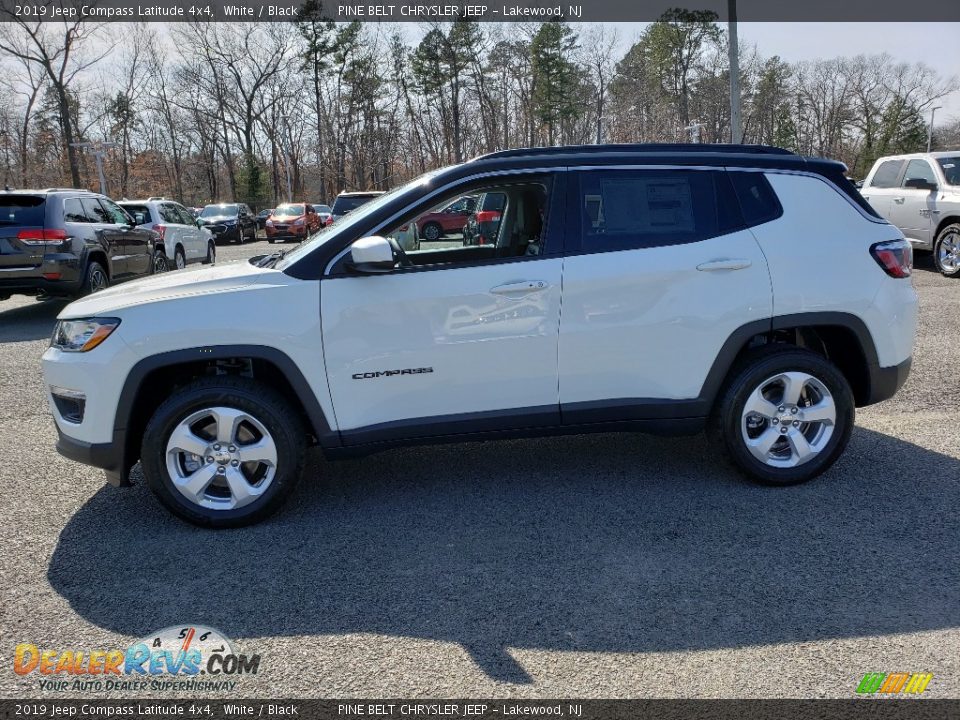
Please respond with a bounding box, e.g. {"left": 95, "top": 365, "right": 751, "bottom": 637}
{"left": 475, "top": 143, "right": 796, "bottom": 161}
{"left": 44, "top": 187, "right": 93, "bottom": 193}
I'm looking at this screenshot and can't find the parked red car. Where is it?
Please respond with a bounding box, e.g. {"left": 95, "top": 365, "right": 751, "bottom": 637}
{"left": 415, "top": 195, "right": 477, "bottom": 241}
{"left": 265, "top": 203, "right": 322, "bottom": 243}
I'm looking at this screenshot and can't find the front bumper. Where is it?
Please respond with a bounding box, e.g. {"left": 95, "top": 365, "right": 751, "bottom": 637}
{"left": 55, "top": 426, "right": 127, "bottom": 486}
{"left": 205, "top": 225, "right": 240, "bottom": 243}
{"left": 266, "top": 225, "right": 308, "bottom": 241}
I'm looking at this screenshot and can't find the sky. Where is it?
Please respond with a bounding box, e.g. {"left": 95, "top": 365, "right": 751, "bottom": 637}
{"left": 614, "top": 22, "right": 960, "bottom": 123}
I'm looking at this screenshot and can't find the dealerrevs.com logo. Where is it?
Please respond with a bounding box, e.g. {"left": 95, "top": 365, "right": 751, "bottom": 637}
{"left": 856, "top": 672, "right": 933, "bottom": 695}
{"left": 14, "top": 625, "right": 260, "bottom": 692}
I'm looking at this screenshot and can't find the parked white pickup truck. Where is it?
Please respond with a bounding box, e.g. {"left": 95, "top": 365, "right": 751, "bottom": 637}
{"left": 860, "top": 152, "right": 960, "bottom": 276}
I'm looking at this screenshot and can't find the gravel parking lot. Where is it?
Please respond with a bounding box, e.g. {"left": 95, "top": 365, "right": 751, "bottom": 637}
{"left": 1, "top": 239, "right": 957, "bottom": 699}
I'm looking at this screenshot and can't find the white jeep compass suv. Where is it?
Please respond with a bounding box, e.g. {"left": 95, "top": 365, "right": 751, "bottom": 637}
{"left": 42, "top": 145, "right": 918, "bottom": 527}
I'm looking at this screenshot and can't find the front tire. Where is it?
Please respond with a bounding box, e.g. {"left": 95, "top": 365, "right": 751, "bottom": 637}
{"left": 141, "top": 377, "right": 307, "bottom": 528}
{"left": 174, "top": 247, "right": 186, "bottom": 270}
{"left": 713, "top": 347, "right": 854, "bottom": 486}
{"left": 202, "top": 241, "right": 216, "bottom": 265}
{"left": 933, "top": 223, "right": 960, "bottom": 277}
{"left": 422, "top": 222, "right": 442, "bottom": 241}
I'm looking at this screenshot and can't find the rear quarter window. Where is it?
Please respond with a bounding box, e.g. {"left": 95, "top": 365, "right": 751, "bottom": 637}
{"left": 0, "top": 196, "right": 45, "bottom": 226}
{"left": 729, "top": 172, "right": 783, "bottom": 227}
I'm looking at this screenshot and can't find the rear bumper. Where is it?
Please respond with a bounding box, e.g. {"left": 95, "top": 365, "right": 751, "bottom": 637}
{"left": 0, "top": 254, "right": 84, "bottom": 295}
{"left": 864, "top": 356, "right": 912, "bottom": 406}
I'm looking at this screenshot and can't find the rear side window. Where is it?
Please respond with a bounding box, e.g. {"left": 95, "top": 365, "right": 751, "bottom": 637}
{"left": 869, "top": 160, "right": 904, "bottom": 188}
{"left": 159, "top": 204, "right": 183, "bottom": 224}
{"left": 81, "top": 198, "right": 111, "bottom": 223}
{"left": 0, "top": 196, "right": 45, "bottom": 226}
{"left": 729, "top": 172, "right": 783, "bottom": 227}
{"left": 902, "top": 159, "right": 937, "bottom": 187}
{"left": 576, "top": 169, "right": 734, "bottom": 252}
{"left": 822, "top": 168, "right": 882, "bottom": 219}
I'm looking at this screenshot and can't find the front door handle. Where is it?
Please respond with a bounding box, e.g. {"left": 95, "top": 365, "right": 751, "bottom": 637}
{"left": 490, "top": 280, "right": 548, "bottom": 295}
{"left": 893, "top": 197, "right": 905, "bottom": 204}
{"left": 696, "top": 259, "right": 752, "bottom": 272}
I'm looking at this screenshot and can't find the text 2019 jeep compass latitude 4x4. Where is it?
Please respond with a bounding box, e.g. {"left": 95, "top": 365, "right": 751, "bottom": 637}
{"left": 42, "top": 145, "right": 917, "bottom": 527}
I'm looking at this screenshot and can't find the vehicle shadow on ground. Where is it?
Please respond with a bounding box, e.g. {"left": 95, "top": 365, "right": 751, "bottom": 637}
{"left": 0, "top": 298, "right": 67, "bottom": 342}
{"left": 48, "top": 427, "right": 959, "bottom": 684}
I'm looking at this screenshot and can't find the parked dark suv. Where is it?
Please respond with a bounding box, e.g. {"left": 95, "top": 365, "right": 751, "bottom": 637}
{"left": 0, "top": 188, "right": 158, "bottom": 300}
{"left": 196, "top": 203, "right": 257, "bottom": 244}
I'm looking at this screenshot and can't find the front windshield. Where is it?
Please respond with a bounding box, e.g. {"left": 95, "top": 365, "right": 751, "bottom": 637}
{"left": 936, "top": 157, "right": 960, "bottom": 186}
{"left": 274, "top": 203, "right": 304, "bottom": 216}
{"left": 275, "top": 170, "right": 445, "bottom": 271}
{"left": 201, "top": 204, "right": 238, "bottom": 218}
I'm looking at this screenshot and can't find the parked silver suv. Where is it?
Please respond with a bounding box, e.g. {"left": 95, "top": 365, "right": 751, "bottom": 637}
{"left": 861, "top": 152, "right": 960, "bottom": 276}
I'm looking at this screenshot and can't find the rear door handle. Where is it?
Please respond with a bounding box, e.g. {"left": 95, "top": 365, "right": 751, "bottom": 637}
{"left": 696, "top": 259, "right": 752, "bottom": 272}
{"left": 490, "top": 280, "right": 548, "bottom": 295}
{"left": 893, "top": 197, "right": 905, "bottom": 204}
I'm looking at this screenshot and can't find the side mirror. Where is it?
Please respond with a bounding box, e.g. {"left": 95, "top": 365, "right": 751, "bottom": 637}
{"left": 904, "top": 177, "right": 937, "bottom": 191}
{"left": 349, "top": 235, "right": 396, "bottom": 273}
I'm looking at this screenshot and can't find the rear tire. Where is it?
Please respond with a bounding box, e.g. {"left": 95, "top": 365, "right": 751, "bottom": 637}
{"left": 81, "top": 260, "right": 109, "bottom": 295}
{"left": 933, "top": 223, "right": 960, "bottom": 277}
{"left": 153, "top": 251, "right": 169, "bottom": 274}
{"left": 141, "top": 377, "right": 307, "bottom": 528}
{"left": 712, "top": 346, "right": 854, "bottom": 486}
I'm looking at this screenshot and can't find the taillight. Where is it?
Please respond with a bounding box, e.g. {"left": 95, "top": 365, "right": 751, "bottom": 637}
{"left": 151, "top": 224, "right": 166, "bottom": 240}
{"left": 17, "top": 228, "right": 67, "bottom": 245}
{"left": 870, "top": 239, "right": 912, "bottom": 278}
{"left": 476, "top": 210, "right": 500, "bottom": 224}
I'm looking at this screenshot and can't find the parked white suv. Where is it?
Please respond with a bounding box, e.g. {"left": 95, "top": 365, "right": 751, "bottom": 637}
{"left": 860, "top": 152, "right": 960, "bottom": 276}
{"left": 43, "top": 145, "right": 917, "bottom": 527}
{"left": 119, "top": 199, "right": 216, "bottom": 271}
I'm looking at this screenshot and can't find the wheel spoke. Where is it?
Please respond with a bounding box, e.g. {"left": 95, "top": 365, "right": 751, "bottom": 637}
{"left": 174, "top": 464, "right": 218, "bottom": 503}
{"left": 167, "top": 425, "right": 209, "bottom": 457}
{"left": 744, "top": 390, "right": 779, "bottom": 420}
{"left": 779, "top": 372, "right": 807, "bottom": 406}
{"left": 224, "top": 466, "right": 261, "bottom": 507}
{"left": 786, "top": 428, "right": 815, "bottom": 463}
{"left": 237, "top": 438, "right": 277, "bottom": 467}
{"left": 211, "top": 407, "right": 247, "bottom": 444}
{"left": 746, "top": 427, "right": 780, "bottom": 461}
{"left": 797, "top": 399, "right": 835, "bottom": 425}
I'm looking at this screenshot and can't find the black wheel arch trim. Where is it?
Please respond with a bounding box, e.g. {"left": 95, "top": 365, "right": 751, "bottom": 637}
{"left": 105, "top": 345, "right": 335, "bottom": 484}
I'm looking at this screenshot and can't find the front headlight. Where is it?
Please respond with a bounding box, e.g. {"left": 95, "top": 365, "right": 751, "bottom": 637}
{"left": 222, "top": 218, "right": 237, "bottom": 226}
{"left": 265, "top": 219, "right": 274, "bottom": 227}
{"left": 51, "top": 318, "right": 121, "bottom": 352}
{"left": 292, "top": 217, "right": 305, "bottom": 226}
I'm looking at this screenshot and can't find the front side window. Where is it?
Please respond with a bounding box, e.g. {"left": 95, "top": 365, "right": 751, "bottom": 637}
{"left": 577, "top": 169, "right": 735, "bottom": 252}
{"left": 359, "top": 177, "right": 552, "bottom": 271}
{"left": 902, "top": 159, "right": 937, "bottom": 187}
{"left": 869, "top": 160, "right": 904, "bottom": 188}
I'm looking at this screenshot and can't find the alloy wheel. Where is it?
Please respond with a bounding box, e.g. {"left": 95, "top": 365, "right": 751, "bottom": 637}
{"left": 165, "top": 406, "right": 278, "bottom": 510}
{"left": 740, "top": 371, "right": 836, "bottom": 468}
{"left": 937, "top": 230, "right": 960, "bottom": 274}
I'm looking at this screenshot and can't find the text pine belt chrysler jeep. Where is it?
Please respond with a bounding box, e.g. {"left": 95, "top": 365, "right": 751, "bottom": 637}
{"left": 42, "top": 144, "right": 918, "bottom": 527}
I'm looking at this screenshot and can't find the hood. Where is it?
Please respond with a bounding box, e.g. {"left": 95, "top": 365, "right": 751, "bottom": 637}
{"left": 59, "top": 260, "right": 266, "bottom": 318}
